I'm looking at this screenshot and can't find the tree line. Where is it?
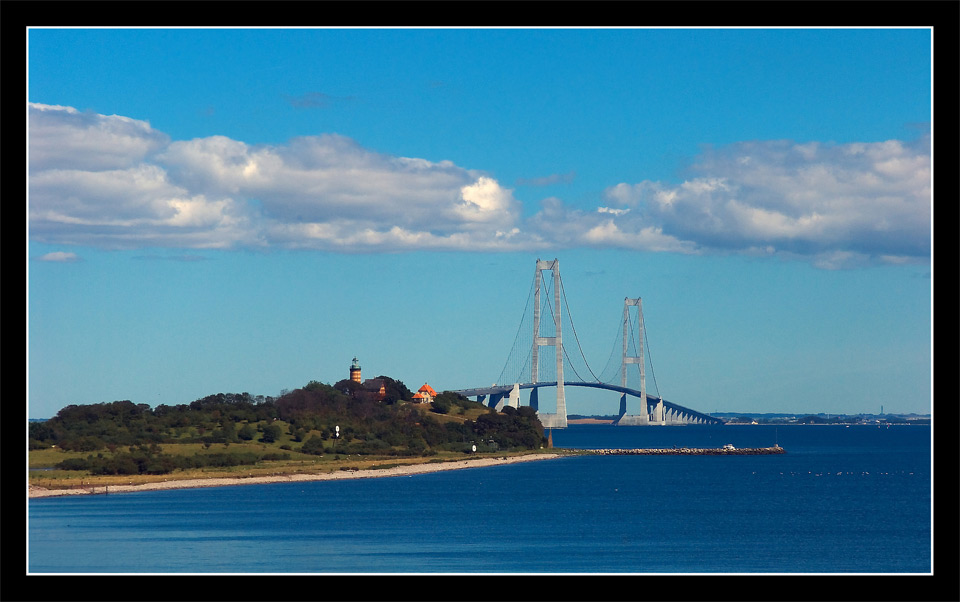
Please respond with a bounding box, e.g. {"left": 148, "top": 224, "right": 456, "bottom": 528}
{"left": 29, "top": 378, "right": 547, "bottom": 470}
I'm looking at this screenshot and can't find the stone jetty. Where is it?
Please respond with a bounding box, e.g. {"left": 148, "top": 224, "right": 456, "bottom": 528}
{"left": 593, "top": 446, "right": 785, "bottom": 456}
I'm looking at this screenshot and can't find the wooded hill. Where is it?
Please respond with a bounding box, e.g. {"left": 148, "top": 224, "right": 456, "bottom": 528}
{"left": 29, "top": 378, "right": 547, "bottom": 476}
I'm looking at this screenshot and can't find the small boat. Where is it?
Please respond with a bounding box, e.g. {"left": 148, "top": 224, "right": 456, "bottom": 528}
{"left": 723, "top": 443, "right": 736, "bottom": 450}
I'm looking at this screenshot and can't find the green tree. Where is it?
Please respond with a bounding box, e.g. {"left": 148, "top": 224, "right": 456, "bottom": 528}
{"left": 431, "top": 395, "right": 452, "bottom": 414}
{"left": 301, "top": 435, "right": 325, "bottom": 455}
{"left": 238, "top": 423, "right": 257, "bottom": 441}
{"left": 260, "top": 423, "right": 281, "bottom": 443}
{"left": 333, "top": 379, "right": 364, "bottom": 398}
{"left": 220, "top": 420, "right": 238, "bottom": 442}
{"left": 517, "top": 406, "right": 538, "bottom": 420}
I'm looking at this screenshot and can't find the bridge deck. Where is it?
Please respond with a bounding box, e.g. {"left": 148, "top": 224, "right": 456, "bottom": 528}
{"left": 452, "top": 381, "right": 721, "bottom": 424}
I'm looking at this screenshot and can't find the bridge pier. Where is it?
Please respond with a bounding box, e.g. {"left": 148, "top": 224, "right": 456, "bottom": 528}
{"left": 481, "top": 384, "right": 520, "bottom": 411}
{"left": 617, "top": 393, "right": 649, "bottom": 425}
{"left": 507, "top": 383, "right": 520, "bottom": 409}
{"left": 527, "top": 385, "right": 567, "bottom": 428}
{"left": 653, "top": 398, "right": 665, "bottom": 425}
{"left": 616, "top": 396, "right": 715, "bottom": 426}
{"left": 667, "top": 407, "right": 702, "bottom": 425}
{"left": 538, "top": 412, "right": 567, "bottom": 429}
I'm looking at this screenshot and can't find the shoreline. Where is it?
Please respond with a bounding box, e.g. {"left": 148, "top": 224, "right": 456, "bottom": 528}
{"left": 28, "top": 453, "right": 564, "bottom": 499}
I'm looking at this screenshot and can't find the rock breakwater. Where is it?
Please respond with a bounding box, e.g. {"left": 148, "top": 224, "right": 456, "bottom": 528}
{"left": 594, "top": 446, "right": 785, "bottom": 455}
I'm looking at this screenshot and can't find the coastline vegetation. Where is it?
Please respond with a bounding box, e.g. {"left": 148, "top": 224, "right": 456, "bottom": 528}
{"left": 29, "top": 378, "right": 552, "bottom": 491}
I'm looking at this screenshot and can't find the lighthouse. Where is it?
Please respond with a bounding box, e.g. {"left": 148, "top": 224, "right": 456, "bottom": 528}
{"left": 350, "top": 357, "right": 362, "bottom": 383}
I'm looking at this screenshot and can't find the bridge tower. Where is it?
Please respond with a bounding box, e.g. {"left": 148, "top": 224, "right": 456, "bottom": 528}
{"left": 531, "top": 258, "right": 566, "bottom": 428}
{"left": 616, "top": 297, "right": 655, "bottom": 425}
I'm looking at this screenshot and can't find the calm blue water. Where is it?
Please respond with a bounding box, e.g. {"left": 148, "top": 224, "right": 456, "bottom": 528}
{"left": 28, "top": 424, "right": 931, "bottom": 574}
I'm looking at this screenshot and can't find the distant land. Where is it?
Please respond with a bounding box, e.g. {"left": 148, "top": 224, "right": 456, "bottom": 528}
{"left": 568, "top": 413, "right": 931, "bottom": 425}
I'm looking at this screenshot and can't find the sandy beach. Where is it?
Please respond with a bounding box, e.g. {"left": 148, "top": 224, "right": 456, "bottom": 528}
{"left": 28, "top": 453, "right": 564, "bottom": 499}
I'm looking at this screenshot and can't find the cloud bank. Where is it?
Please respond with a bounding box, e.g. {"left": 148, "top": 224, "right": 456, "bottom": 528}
{"left": 28, "top": 103, "right": 931, "bottom": 268}
{"left": 601, "top": 138, "right": 932, "bottom": 268}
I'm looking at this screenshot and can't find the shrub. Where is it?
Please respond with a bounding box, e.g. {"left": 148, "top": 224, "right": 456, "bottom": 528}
{"left": 237, "top": 424, "right": 257, "bottom": 441}
{"left": 260, "top": 424, "right": 281, "bottom": 443}
{"left": 300, "top": 435, "right": 325, "bottom": 455}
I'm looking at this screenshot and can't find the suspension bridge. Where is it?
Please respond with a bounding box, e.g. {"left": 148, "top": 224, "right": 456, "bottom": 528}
{"left": 453, "top": 258, "right": 722, "bottom": 428}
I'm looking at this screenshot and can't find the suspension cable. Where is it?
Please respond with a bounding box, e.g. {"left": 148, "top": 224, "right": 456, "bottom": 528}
{"left": 599, "top": 320, "right": 622, "bottom": 384}
{"left": 562, "top": 344, "right": 588, "bottom": 382}
{"left": 641, "top": 311, "right": 661, "bottom": 398}
{"left": 516, "top": 348, "right": 532, "bottom": 385}
{"left": 497, "top": 272, "right": 536, "bottom": 385}
{"left": 558, "top": 274, "right": 601, "bottom": 382}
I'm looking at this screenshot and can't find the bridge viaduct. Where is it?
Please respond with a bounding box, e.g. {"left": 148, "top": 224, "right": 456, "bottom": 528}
{"left": 453, "top": 381, "right": 722, "bottom": 427}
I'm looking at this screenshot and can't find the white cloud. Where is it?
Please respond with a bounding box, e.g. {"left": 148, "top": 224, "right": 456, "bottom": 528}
{"left": 597, "top": 206, "right": 630, "bottom": 216}
{"left": 602, "top": 137, "right": 931, "bottom": 264}
{"left": 28, "top": 103, "right": 169, "bottom": 171}
{"left": 158, "top": 134, "right": 519, "bottom": 236}
{"left": 28, "top": 105, "right": 524, "bottom": 251}
{"left": 27, "top": 104, "right": 930, "bottom": 266}
{"left": 456, "top": 176, "right": 519, "bottom": 227}
{"left": 583, "top": 219, "right": 697, "bottom": 253}
{"left": 525, "top": 197, "right": 698, "bottom": 254}
{"left": 35, "top": 251, "right": 81, "bottom": 262}
{"left": 29, "top": 161, "right": 256, "bottom": 249}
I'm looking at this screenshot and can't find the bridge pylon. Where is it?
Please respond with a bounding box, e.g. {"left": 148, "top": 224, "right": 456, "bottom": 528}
{"left": 532, "top": 258, "right": 566, "bottom": 428}
{"left": 454, "top": 261, "right": 724, "bottom": 427}
{"left": 616, "top": 297, "right": 660, "bottom": 426}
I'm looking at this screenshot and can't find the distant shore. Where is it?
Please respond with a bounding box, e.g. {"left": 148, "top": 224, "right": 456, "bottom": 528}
{"left": 28, "top": 453, "right": 565, "bottom": 499}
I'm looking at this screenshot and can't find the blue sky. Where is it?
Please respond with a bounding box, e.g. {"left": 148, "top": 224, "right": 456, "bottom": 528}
{"left": 27, "top": 27, "right": 933, "bottom": 419}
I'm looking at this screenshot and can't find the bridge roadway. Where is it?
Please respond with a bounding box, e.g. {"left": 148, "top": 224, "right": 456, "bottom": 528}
{"left": 452, "top": 381, "right": 722, "bottom": 425}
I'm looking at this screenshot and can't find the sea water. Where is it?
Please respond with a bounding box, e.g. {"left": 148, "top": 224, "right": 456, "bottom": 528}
{"left": 27, "top": 424, "right": 931, "bottom": 574}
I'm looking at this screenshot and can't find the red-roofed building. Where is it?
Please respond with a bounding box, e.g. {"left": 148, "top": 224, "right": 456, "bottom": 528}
{"left": 413, "top": 383, "right": 438, "bottom": 403}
